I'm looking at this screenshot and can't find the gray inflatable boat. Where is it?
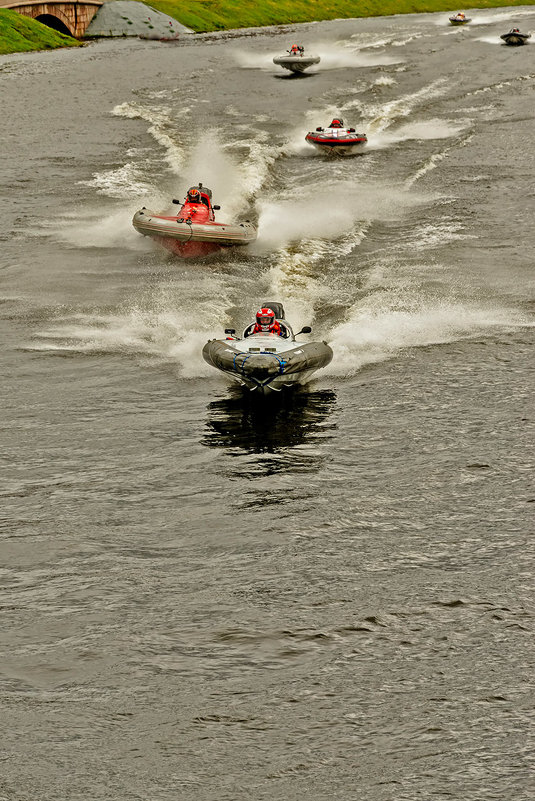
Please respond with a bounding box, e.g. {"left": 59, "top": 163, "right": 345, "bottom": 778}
{"left": 273, "top": 46, "right": 320, "bottom": 73}
{"left": 500, "top": 29, "right": 531, "bottom": 46}
{"left": 203, "top": 302, "right": 333, "bottom": 395}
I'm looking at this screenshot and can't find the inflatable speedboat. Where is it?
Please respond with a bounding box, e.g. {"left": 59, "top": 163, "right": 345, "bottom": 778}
{"left": 305, "top": 118, "right": 367, "bottom": 156}
{"left": 132, "top": 183, "right": 257, "bottom": 258}
{"left": 500, "top": 28, "right": 531, "bottom": 45}
{"left": 449, "top": 12, "right": 471, "bottom": 25}
{"left": 273, "top": 45, "right": 320, "bottom": 73}
{"left": 203, "top": 302, "right": 333, "bottom": 395}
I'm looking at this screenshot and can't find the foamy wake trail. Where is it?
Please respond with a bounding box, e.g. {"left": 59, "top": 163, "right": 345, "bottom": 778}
{"left": 256, "top": 197, "right": 362, "bottom": 252}
{"left": 368, "top": 118, "right": 469, "bottom": 150}
{"left": 326, "top": 296, "right": 531, "bottom": 376}
{"left": 374, "top": 76, "right": 397, "bottom": 86}
{"left": 255, "top": 182, "right": 426, "bottom": 252}
{"left": 30, "top": 289, "right": 231, "bottom": 378}
{"left": 351, "top": 33, "right": 422, "bottom": 49}
{"left": 48, "top": 206, "right": 157, "bottom": 251}
{"left": 311, "top": 42, "right": 402, "bottom": 69}
{"left": 471, "top": 9, "right": 535, "bottom": 25}
{"left": 344, "top": 79, "right": 448, "bottom": 133}
{"left": 405, "top": 132, "right": 473, "bottom": 188}
{"left": 178, "top": 132, "right": 243, "bottom": 215}
{"left": 257, "top": 182, "right": 427, "bottom": 329}
{"left": 112, "top": 101, "right": 188, "bottom": 173}
{"left": 475, "top": 36, "right": 505, "bottom": 45}
{"left": 79, "top": 159, "right": 156, "bottom": 199}
{"left": 265, "top": 236, "right": 365, "bottom": 331}
{"left": 177, "top": 129, "right": 276, "bottom": 218}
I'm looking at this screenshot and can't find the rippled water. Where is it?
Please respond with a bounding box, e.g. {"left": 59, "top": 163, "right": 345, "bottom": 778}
{"left": 1, "top": 8, "right": 534, "bottom": 800}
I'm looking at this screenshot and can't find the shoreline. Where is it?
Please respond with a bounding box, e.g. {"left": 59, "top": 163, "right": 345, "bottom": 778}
{"left": 148, "top": 0, "right": 535, "bottom": 34}
{"left": 1, "top": 2, "right": 535, "bottom": 56}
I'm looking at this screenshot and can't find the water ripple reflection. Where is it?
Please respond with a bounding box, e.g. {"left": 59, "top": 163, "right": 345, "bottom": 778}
{"left": 201, "top": 388, "right": 337, "bottom": 468}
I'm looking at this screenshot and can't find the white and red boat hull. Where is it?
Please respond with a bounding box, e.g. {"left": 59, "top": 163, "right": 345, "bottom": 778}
{"left": 305, "top": 129, "right": 368, "bottom": 156}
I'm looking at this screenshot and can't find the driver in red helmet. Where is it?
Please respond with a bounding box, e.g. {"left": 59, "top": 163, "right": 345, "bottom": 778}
{"left": 329, "top": 118, "right": 344, "bottom": 128}
{"left": 252, "top": 307, "right": 282, "bottom": 335}
{"left": 187, "top": 187, "right": 201, "bottom": 203}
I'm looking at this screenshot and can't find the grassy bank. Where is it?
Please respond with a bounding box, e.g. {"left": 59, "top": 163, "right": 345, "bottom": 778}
{"left": 0, "top": 8, "right": 82, "bottom": 54}
{"left": 145, "top": 0, "right": 535, "bottom": 32}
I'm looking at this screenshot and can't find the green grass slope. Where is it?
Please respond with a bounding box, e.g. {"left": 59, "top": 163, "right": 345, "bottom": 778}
{"left": 0, "top": 8, "right": 81, "bottom": 54}
{"left": 146, "top": 0, "right": 535, "bottom": 33}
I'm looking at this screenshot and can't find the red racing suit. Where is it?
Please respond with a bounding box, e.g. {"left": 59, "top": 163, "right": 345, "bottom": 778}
{"left": 252, "top": 321, "right": 283, "bottom": 335}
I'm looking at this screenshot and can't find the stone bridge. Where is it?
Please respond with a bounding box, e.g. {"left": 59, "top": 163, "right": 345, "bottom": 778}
{"left": 0, "top": 0, "right": 104, "bottom": 38}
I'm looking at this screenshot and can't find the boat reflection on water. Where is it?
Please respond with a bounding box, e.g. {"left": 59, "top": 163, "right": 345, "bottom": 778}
{"left": 202, "top": 388, "right": 337, "bottom": 469}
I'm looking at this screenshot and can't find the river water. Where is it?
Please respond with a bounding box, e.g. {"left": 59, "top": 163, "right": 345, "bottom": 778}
{"left": 1, "top": 7, "right": 534, "bottom": 800}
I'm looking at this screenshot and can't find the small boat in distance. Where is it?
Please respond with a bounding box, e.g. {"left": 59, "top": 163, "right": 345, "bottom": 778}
{"left": 132, "top": 184, "right": 256, "bottom": 258}
{"left": 203, "top": 302, "right": 333, "bottom": 395}
{"left": 500, "top": 28, "right": 531, "bottom": 46}
{"left": 273, "top": 44, "right": 320, "bottom": 73}
{"left": 305, "top": 118, "right": 367, "bottom": 156}
{"left": 449, "top": 12, "right": 471, "bottom": 25}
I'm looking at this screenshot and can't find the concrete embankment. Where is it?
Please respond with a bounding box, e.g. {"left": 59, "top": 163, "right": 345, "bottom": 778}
{"left": 84, "top": 0, "right": 193, "bottom": 38}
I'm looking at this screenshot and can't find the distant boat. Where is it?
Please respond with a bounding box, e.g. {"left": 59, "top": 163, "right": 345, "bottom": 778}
{"left": 500, "top": 28, "right": 531, "bottom": 46}
{"left": 305, "top": 118, "right": 367, "bottom": 156}
{"left": 449, "top": 12, "right": 471, "bottom": 25}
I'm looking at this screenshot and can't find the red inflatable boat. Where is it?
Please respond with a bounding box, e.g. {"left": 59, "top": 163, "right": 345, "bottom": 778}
{"left": 305, "top": 118, "right": 368, "bottom": 156}
{"left": 132, "top": 184, "right": 257, "bottom": 258}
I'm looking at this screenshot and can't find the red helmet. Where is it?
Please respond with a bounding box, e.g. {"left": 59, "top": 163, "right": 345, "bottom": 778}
{"left": 187, "top": 187, "right": 201, "bottom": 203}
{"left": 330, "top": 118, "right": 344, "bottom": 128}
{"left": 256, "top": 307, "right": 276, "bottom": 331}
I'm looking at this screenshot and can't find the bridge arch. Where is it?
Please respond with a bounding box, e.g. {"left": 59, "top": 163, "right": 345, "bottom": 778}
{"left": 1, "top": 1, "right": 103, "bottom": 38}
{"left": 34, "top": 11, "right": 73, "bottom": 35}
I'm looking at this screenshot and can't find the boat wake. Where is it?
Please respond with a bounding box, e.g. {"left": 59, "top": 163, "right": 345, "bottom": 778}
{"left": 470, "top": 9, "right": 535, "bottom": 26}
{"left": 475, "top": 35, "right": 508, "bottom": 45}
{"left": 44, "top": 206, "right": 155, "bottom": 251}
{"left": 343, "top": 78, "right": 448, "bottom": 133}
{"left": 255, "top": 182, "right": 426, "bottom": 252}
{"left": 350, "top": 32, "right": 424, "bottom": 49}
{"left": 326, "top": 293, "right": 532, "bottom": 376}
{"left": 310, "top": 41, "right": 402, "bottom": 69}
{"left": 256, "top": 181, "right": 429, "bottom": 329}
{"left": 28, "top": 286, "right": 228, "bottom": 378}
{"left": 79, "top": 158, "right": 155, "bottom": 199}
{"left": 367, "top": 118, "right": 470, "bottom": 150}
{"left": 112, "top": 101, "right": 188, "bottom": 173}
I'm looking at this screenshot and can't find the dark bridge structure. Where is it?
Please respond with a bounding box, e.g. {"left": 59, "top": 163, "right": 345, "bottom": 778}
{"left": 0, "top": 0, "right": 104, "bottom": 38}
